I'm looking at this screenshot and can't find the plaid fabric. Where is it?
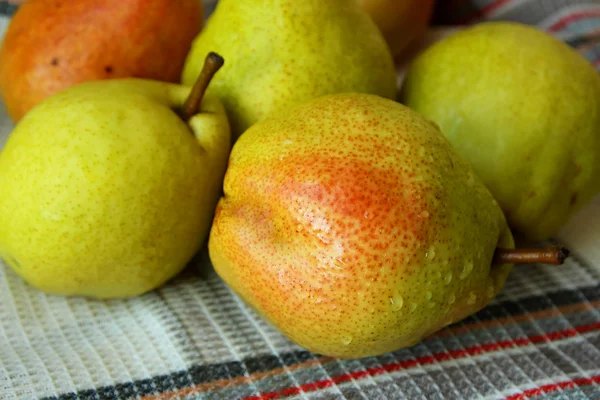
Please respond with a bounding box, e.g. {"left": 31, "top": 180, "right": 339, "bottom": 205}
{"left": 1, "top": 1, "right": 600, "bottom": 399}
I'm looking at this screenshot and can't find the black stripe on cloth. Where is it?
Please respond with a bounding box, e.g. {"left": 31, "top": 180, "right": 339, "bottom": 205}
{"left": 461, "top": 284, "right": 600, "bottom": 325}
{"left": 39, "top": 282, "right": 600, "bottom": 400}
{"left": 0, "top": 2, "right": 17, "bottom": 16}
{"left": 40, "top": 351, "right": 316, "bottom": 400}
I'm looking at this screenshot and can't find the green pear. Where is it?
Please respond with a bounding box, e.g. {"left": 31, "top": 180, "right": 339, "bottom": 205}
{"left": 181, "top": 0, "right": 397, "bottom": 138}
{"left": 400, "top": 22, "right": 600, "bottom": 241}
{"left": 0, "top": 53, "right": 230, "bottom": 298}
{"left": 208, "top": 93, "right": 517, "bottom": 358}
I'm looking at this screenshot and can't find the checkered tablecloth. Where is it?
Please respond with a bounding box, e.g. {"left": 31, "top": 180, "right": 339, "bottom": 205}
{"left": 1, "top": 1, "right": 600, "bottom": 399}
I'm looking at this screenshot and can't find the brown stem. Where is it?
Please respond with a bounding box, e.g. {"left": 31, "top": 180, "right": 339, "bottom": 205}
{"left": 181, "top": 52, "right": 225, "bottom": 121}
{"left": 493, "top": 246, "right": 570, "bottom": 265}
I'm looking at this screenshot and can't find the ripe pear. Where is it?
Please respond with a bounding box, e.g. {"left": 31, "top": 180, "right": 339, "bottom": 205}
{"left": 208, "top": 93, "right": 515, "bottom": 359}
{"left": 0, "top": 54, "right": 230, "bottom": 299}
{"left": 181, "top": 0, "right": 397, "bottom": 138}
{"left": 401, "top": 22, "right": 600, "bottom": 241}
{"left": 356, "top": 0, "right": 435, "bottom": 60}
{"left": 0, "top": 0, "right": 204, "bottom": 122}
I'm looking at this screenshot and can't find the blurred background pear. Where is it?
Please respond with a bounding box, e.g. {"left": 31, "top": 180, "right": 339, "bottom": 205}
{"left": 182, "top": 0, "right": 397, "bottom": 138}
{"left": 401, "top": 22, "right": 600, "bottom": 241}
{"left": 356, "top": 0, "right": 436, "bottom": 60}
{"left": 0, "top": 0, "right": 204, "bottom": 122}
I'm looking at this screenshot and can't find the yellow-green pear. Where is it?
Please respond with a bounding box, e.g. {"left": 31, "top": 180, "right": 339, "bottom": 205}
{"left": 182, "top": 0, "right": 397, "bottom": 138}
{"left": 401, "top": 22, "right": 600, "bottom": 241}
{"left": 0, "top": 53, "right": 230, "bottom": 298}
{"left": 208, "top": 93, "right": 521, "bottom": 358}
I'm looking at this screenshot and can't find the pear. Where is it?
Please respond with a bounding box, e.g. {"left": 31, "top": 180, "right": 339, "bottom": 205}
{"left": 208, "top": 93, "right": 517, "bottom": 358}
{"left": 400, "top": 22, "right": 600, "bottom": 241}
{"left": 0, "top": 53, "right": 230, "bottom": 299}
{"left": 181, "top": 0, "right": 397, "bottom": 138}
{"left": 0, "top": 0, "right": 204, "bottom": 122}
{"left": 356, "top": 0, "right": 435, "bottom": 60}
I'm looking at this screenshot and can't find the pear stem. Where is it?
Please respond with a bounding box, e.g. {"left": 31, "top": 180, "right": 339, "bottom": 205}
{"left": 181, "top": 52, "right": 225, "bottom": 121}
{"left": 493, "top": 246, "right": 570, "bottom": 265}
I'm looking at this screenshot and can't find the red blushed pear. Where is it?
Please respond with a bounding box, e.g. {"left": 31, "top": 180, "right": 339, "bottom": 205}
{"left": 0, "top": 0, "right": 204, "bottom": 122}
{"left": 208, "top": 93, "right": 568, "bottom": 359}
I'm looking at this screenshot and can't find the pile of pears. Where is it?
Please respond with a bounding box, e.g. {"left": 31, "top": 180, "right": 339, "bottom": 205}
{"left": 0, "top": 0, "right": 597, "bottom": 359}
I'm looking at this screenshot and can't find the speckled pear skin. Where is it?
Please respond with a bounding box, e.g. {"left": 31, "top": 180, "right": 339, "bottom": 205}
{"left": 181, "top": 0, "right": 397, "bottom": 138}
{"left": 401, "top": 22, "right": 600, "bottom": 241}
{"left": 0, "top": 79, "right": 231, "bottom": 299}
{"left": 208, "top": 93, "right": 514, "bottom": 359}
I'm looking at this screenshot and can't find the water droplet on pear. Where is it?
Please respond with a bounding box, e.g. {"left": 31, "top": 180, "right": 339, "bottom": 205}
{"left": 449, "top": 294, "right": 456, "bottom": 304}
{"left": 390, "top": 291, "right": 404, "bottom": 311}
{"left": 459, "top": 261, "right": 474, "bottom": 280}
{"left": 444, "top": 272, "right": 453, "bottom": 285}
{"left": 467, "top": 292, "right": 477, "bottom": 305}
{"left": 341, "top": 334, "right": 353, "bottom": 346}
{"left": 428, "top": 246, "right": 436, "bottom": 260}
{"left": 466, "top": 171, "right": 475, "bottom": 186}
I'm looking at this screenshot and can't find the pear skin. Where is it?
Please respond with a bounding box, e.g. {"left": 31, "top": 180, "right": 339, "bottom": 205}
{"left": 0, "top": 74, "right": 230, "bottom": 298}
{"left": 401, "top": 22, "right": 600, "bottom": 241}
{"left": 208, "top": 93, "right": 514, "bottom": 358}
{"left": 182, "top": 0, "right": 397, "bottom": 138}
{"left": 356, "top": 0, "right": 435, "bottom": 60}
{"left": 0, "top": 0, "right": 204, "bottom": 122}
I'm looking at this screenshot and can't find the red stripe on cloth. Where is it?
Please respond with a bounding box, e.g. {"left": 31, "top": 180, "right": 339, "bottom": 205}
{"left": 244, "top": 322, "right": 600, "bottom": 400}
{"left": 505, "top": 375, "right": 600, "bottom": 400}
{"left": 548, "top": 9, "right": 600, "bottom": 32}
{"left": 461, "top": 0, "right": 513, "bottom": 24}
{"left": 479, "top": 0, "right": 513, "bottom": 15}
